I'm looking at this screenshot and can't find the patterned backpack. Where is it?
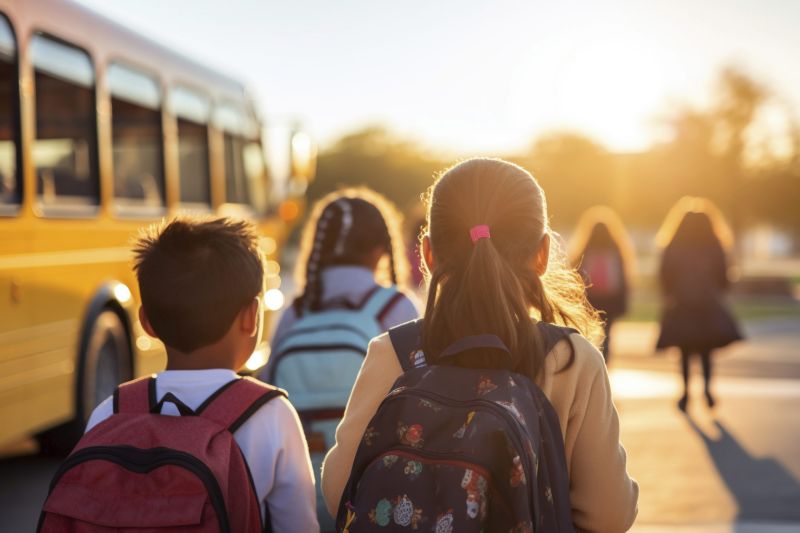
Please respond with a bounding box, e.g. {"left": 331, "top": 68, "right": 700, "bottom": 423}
{"left": 336, "top": 319, "right": 576, "bottom": 533}
{"left": 262, "top": 285, "right": 403, "bottom": 529}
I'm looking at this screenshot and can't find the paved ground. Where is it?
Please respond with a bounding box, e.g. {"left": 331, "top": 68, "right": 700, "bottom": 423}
{"left": 1, "top": 317, "right": 798, "bottom": 532}
{"left": 609, "top": 318, "right": 800, "bottom": 532}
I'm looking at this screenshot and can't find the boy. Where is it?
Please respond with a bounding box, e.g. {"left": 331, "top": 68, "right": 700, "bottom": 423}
{"left": 85, "top": 217, "right": 319, "bottom": 532}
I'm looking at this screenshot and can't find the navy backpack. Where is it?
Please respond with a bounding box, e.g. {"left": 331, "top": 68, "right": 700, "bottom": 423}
{"left": 336, "top": 319, "right": 576, "bottom": 533}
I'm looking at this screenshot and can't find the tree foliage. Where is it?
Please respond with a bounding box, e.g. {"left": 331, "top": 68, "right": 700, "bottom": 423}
{"left": 310, "top": 68, "right": 799, "bottom": 241}
{"left": 309, "top": 126, "right": 446, "bottom": 210}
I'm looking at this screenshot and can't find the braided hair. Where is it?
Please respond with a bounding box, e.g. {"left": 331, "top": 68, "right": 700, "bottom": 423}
{"left": 294, "top": 188, "right": 407, "bottom": 316}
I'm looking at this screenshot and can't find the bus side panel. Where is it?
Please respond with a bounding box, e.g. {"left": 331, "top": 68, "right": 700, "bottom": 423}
{"left": 0, "top": 219, "right": 76, "bottom": 445}
{"left": 0, "top": 218, "right": 166, "bottom": 447}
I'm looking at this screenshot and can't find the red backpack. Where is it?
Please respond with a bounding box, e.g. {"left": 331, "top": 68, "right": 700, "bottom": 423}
{"left": 38, "top": 375, "right": 285, "bottom": 533}
{"left": 584, "top": 250, "right": 622, "bottom": 296}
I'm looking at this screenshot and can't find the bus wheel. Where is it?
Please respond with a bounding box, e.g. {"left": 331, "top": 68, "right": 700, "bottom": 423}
{"left": 37, "top": 309, "right": 132, "bottom": 456}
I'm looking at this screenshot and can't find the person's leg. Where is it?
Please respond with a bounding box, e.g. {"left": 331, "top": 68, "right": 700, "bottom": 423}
{"left": 701, "top": 349, "right": 715, "bottom": 407}
{"left": 678, "top": 347, "right": 691, "bottom": 411}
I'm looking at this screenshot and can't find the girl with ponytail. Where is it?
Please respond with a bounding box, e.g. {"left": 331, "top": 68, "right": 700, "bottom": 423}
{"left": 322, "top": 159, "right": 638, "bottom": 532}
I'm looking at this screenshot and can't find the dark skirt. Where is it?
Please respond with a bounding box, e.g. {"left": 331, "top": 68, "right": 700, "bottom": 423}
{"left": 656, "top": 299, "right": 743, "bottom": 352}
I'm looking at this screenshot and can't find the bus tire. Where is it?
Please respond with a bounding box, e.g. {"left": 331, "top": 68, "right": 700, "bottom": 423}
{"left": 37, "top": 309, "right": 132, "bottom": 456}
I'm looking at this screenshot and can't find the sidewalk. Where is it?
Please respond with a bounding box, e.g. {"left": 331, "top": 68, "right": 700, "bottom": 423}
{"left": 609, "top": 317, "right": 800, "bottom": 532}
{"left": 609, "top": 318, "right": 800, "bottom": 380}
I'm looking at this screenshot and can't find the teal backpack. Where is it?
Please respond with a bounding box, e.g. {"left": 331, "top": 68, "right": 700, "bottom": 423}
{"left": 262, "top": 285, "right": 403, "bottom": 530}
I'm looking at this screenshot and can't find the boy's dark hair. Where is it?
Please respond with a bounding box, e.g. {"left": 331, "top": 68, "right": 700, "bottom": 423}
{"left": 133, "top": 217, "right": 264, "bottom": 353}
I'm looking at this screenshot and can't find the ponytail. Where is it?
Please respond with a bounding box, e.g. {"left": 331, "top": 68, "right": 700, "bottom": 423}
{"left": 422, "top": 158, "right": 603, "bottom": 381}
{"left": 423, "top": 230, "right": 548, "bottom": 374}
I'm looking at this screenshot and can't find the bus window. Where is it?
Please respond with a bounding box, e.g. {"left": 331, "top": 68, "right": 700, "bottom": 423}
{"left": 216, "top": 102, "right": 265, "bottom": 211}
{"left": 170, "top": 86, "right": 210, "bottom": 206}
{"left": 31, "top": 34, "right": 98, "bottom": 209}
{"left": 224, "top": 133, "right": 249, "bottom": 205}
{"left": 108, "top": 62, "right": 164, "bottom": 212}
{"left": 178, "top": 118, "right": 211, "bottom": 205}
{"left": 0, "top": 14, "right": 18, "bottom": 209}
{"left": 243, "top": 140, "right": 267, "bottom": 214}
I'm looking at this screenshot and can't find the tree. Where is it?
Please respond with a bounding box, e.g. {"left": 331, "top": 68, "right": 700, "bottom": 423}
{"left": 623, "top": 67, "right": 774, "bottom": 238}
{"left": 309, "top": 126, "right": 446, "bottom": 210}
{"left": 513, "top": 132, "right": 617, "bottom": 228}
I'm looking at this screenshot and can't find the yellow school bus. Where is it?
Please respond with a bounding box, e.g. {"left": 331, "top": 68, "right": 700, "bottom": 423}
{"left": 0, "top": 0, "right": 313, "bottom": 452}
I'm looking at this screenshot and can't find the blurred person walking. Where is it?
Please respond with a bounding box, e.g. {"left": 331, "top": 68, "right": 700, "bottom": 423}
{"left": 656, "top": 197, "right": 743, "bottom": 411}
{"left": 570, "top": 206, "right": 634, "bottom": 363}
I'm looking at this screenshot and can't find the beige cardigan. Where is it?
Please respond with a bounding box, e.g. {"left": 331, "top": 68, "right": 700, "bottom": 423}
{"left": 320, "top": 331, "right": 639, "bottom": 532}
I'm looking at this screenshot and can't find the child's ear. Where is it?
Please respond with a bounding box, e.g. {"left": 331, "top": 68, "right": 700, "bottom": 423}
{"left": 138, "top": 307, "right": 158, "bottom": 338}
{"left": 422, "top": 234, "right": 435, "bottom": 272}
{"left": 240, "top": 298, "right": 259, "bottom": 336}
{"left": 532, "top": 233, "right": 550, "bottom": 276}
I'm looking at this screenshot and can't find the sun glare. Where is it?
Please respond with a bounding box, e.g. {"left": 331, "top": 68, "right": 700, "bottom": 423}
{"left": 555, "top": 38, "right": 678, "bottom": 152}
{"left": 509, "top": 28, "right": 686, "bottom": 153}
{"left": 610, "top": 369, "right": 680, "bottom": 399}
{"left": 264, "top": 288, "right": 285, "bottom": 311}
{"left": 244, "top": 347, "right": 270, "bottom": 372}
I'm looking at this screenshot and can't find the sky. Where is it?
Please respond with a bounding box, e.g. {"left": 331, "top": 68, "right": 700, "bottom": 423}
{"left": 77, "top": 0, "right": 800, "bottom": 155}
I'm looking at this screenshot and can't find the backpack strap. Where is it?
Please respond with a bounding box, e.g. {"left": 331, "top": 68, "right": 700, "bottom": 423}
{"left": 378, "top": 293, "right": 407, "bottom": 326}
{"left": 361, "top": 285, "right": 402, "bottom": 319}
{"left": 113, "top": 375, "right": 157, "bottom": 414}
{"left": 197, "top": 376, "right": 287, "bottom": 432}
{"left": 439, "top": 334, "right": 512, "bottom": 359}
{"left": 536, "top": 321, "right": 578, "bottom": 355}
{"left": 388, "top": 319, "right": 424, "bottom": 372}
{"left": 317, "top": 286, "right": 399, "bottom": 315}
{"left": 389, "top": 319, "right": 577, "bottom": 372}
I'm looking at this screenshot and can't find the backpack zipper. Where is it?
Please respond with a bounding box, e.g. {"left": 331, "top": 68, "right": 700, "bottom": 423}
{"left": 281, "top": 323, "right": 374, "bottom": 343}
{"left": 348, "top": 444, "right": 514, "bottom": 520}
{"left": 268, "top": 343, "right": 366, "bottom": 382}
{"left": 41, "top": 445, "right": 231, "bottom": 533}
{"left": 368, "top": 445, "right": 492, "bottom": 480}
{"left": 384, "top": 447, "right": 514, "bottom": 516}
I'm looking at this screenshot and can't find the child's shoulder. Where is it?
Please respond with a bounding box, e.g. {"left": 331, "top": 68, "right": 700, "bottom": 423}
{"left": 547, "top": 330, "right": 606, "bottom": 379}
{"left": 223, "top": 389, "right": 303, "bottom": 452}
{"left": 85, "top": 394, "right": 115, "bottom": 433}
{"left": 238, "top": 392, "right": 299, "bottom": 429}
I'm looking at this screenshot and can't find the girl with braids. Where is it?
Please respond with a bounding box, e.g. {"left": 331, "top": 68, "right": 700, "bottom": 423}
{"left": 322, "top": 159, "right": 638, "bottom": 532}
{"left": 262, "top": 188, "right": 418, "bottom": 531}
{"left": 269, "top": 187, "right": 417, "bottom": 345}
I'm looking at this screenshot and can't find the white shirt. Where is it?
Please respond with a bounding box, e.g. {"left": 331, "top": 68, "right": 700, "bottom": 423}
{"left": 272, "top": 265, "right": 419, "bottom": 346}
{"left": 86, "top": 369, "right": 320, "bottom": 533}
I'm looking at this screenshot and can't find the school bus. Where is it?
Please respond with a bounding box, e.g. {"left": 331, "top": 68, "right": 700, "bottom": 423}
{"left": 0, "top": 0, "right": 314, "bottom": 452}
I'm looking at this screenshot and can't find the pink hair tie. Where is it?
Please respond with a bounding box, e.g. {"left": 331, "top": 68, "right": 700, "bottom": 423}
{"left": 470, "top": 224, "right": 491, "bottom": 243}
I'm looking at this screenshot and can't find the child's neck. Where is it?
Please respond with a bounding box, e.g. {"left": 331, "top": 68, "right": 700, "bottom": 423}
{"left": 164, "top": 344, "right": 239, "bottom": 372}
